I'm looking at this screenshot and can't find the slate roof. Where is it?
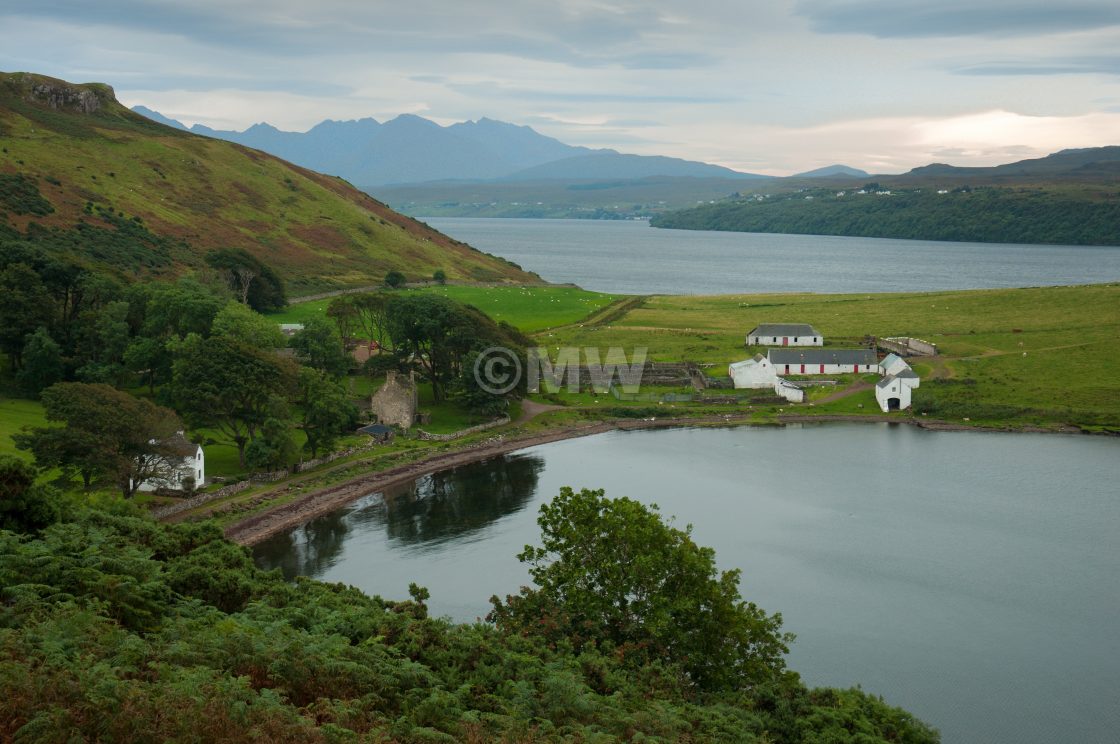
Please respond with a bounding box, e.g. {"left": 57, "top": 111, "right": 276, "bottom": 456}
{"left": 768, "top": 348, "right": 877, "bottom": 365}
{"left": 749, "top": 323, "right": 820, "bottom": 338}
{"left": 876, "top": 377, "right": 896, "bottom": 389}
{"left": 358, "top": 423, "right": 394, "bottom": 436}
{"left": 894, "top": 368, "right": 919, "bottom": 379}
{"left": 163, "top": 431, "right": 200, "bottom": 458}
{"left": 880, "top": 353, "right": 904, "bottom": 369}
{"left": 729, "top": 354, "right": 766, "bottom": 371}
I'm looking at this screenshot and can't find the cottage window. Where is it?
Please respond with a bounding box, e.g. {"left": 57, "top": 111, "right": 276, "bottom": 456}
{"left": 794, "top": 337, "right": 799, "bottom": 342}
{"left": 772, "top": 337, "right": 777, "bottom": 343}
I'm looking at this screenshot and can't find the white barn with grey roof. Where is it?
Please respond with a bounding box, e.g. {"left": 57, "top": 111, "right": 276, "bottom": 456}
{"left": 746, "top": 323, "right": 823, "bottom": 347}
{"left": 768, "top": 348, "right": 878, "bottom": 376}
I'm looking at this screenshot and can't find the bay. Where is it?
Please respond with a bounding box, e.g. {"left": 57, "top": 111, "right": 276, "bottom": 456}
{"left": 428, "top": 217, "right": 1120, "bottom": 295}
{"left": 255, "top": 423, "right": 1120, "bottom": 744}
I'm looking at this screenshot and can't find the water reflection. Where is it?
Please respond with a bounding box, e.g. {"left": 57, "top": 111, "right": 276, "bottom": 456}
{"left": 256, "top": 452, "right": 543, "bottom": 579}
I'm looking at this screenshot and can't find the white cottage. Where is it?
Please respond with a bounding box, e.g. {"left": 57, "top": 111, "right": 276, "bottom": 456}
{"left": 729, "top": 354, "right": 778, "bottom": 389}
{"left": 135, "top": 432, "right": 205, "bottom": 492}
{"left": 746, "top": 323, "right": 823, "bottom": 347}
{"left": 768, "top": 348, "right": 878, "bottom": 376}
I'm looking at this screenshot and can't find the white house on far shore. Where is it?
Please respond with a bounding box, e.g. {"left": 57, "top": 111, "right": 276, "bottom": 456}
{"left": 746, "top": 323, "right": 823, "bottom": 347}
{"left": 134, "top": 431, "right": 205, "bottom": 492}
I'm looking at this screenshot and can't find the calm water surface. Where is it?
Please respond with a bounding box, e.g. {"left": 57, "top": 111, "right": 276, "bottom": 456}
{"left": 428, "top": 217, "right": 1120, "bottom": 294}
{"left": 254, "top": 424, "right": 1120, "bottom": 744}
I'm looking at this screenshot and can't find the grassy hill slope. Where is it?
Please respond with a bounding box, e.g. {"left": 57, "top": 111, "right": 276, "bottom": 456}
{"left": 0, "top": 72, "right": 536, "bottom": 292}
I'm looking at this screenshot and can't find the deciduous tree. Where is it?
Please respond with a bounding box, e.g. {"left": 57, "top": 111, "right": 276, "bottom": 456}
{"left": 490, "top": 487, "right": 792, "bottom": 691}
{"left": 171, "top": 337, "right": 297, "bottom": 467}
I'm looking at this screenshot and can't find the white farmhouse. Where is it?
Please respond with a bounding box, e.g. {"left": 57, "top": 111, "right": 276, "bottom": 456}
{"left": 768, "top": 348, "right": 878, "bottom": 375}
{"left": 729, "top": 354, "right": 778, "bottom": 389}
{"left": 746, "top": 323, "right": 823, "bottom": 347}
{"left": 135, "top": 432, "right": 205, "bottom": 492}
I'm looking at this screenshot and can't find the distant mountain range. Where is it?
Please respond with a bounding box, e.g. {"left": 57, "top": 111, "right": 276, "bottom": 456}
{"left": 132, "top": 107, "right": 766, "bottom": 189}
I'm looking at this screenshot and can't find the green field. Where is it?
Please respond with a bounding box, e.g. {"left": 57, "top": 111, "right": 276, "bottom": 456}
{"left": 0, "top": 397, "right": 47, "bottom": 459}
{"left": 547, "top": 284, "right": 1120, "bottom": 430}
{"left": 269, "top": 285, "right": 619, "bottom": 333}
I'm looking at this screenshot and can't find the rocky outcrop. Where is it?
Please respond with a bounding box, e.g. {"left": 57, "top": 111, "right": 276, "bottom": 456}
{"left": 6, "top": 72, "right": 112, "bottom": 113}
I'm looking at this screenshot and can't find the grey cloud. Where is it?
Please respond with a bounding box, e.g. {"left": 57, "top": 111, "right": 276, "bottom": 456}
{"left": 954, "top": 56, "right": 1120, "bottom": 76}
{"left": 797, "top": 0, "right": 1120, "bottom": 38}
{"left": 449, "top": 81, "right": 737, "bottom": 105}
{"left": 1, "top": 0, "right": 715, "bottom": 70}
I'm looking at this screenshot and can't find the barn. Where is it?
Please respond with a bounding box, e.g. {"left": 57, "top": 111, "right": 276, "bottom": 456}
{"left": 876, "top": 375, "right": 913, "bottom": 412}
{"left": 746, "top": 323, "right": 823, "bottom": 347}
{"left": 729, "top": 354, "right": 778, "bottom": 388}
{"left": 767, "top": 348, "right": 878, "bottom": 376}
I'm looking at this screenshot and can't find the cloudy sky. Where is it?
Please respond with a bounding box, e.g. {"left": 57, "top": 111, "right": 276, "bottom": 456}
{"left": 2, "top": 0, "right": 1118, "bottom": 174}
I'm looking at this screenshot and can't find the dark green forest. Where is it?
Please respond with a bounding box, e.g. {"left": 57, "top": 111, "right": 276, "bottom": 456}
{"left": 651, "top": 187, "right": 1120, "bottom": 246}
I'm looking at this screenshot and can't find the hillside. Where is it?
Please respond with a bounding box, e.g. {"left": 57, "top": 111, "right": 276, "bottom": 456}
{"left": 794, "top": 164, "right": 869, "bottom": 178}
{"left": 651, "top": 148, "right": 1120, "bottom": 245}
{"left": 0, "top": 72, "right": 537, "bottom": 293}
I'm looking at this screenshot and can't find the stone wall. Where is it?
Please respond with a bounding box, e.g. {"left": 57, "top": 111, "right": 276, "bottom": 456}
{"left": 416, "top": 416, "right": 510, "bottom": 442}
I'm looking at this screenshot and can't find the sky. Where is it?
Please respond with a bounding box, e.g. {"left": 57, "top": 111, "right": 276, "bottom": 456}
{"left": 2, "top": 0, "right": 1118, "bottom": 175}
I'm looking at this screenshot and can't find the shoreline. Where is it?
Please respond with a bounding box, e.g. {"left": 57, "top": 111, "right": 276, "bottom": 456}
{"left": 221, "top": 412, "right": 1090, "bottom": 547}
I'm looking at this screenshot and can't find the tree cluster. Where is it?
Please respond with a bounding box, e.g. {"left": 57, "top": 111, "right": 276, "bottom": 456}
{"left": 0, "top": 492, "right": 940, "bottom": 743}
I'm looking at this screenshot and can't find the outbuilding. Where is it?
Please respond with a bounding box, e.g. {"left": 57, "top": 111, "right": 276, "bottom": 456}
{"left": 768, "top": 348, "right": 878, "bottom": 375}
{"left": 729, "top": 354, "right": 778, "bottom": 389}
{"left": 876, "top": 376, "right": 913, "bottom": 412}
{"left": 746, "top": 323, "right": 823, "bottom": 347}
{"left": 879, "top": 353, "right": 910, "bottom": 376}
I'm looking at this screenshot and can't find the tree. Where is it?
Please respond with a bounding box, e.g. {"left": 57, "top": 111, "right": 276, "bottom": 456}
{"left": 432, "top": 269, "right": 447, "bottom": 285}
{"left": 244, "top": 414, "right": 299, "bottom": 472}
{"left": 171, "top": 336, "right": 297, "bottom": 467}
{"left": 74, "top": 300, "right": 130, "bottom": 386}
{"left": 16, "top": 328, "right": 63, "bottom": 397}
{"left": 211, "top": 301, "right": 285, "bottom": 350}
{"left": 299, "top": 368, "right": 358, "bottom": 458}
{"left": 0, "top": 455, "right": 62, "bottom": 532}
{"left": 289, "top": 317, "right": 352, "bottom": 378}
{"left": 384, "top": 270, "right": 406, "bottom": 289}
{"left": 490, "top": 487, "right": 791, "bottom": 691}
{"left": 0, "top": 262, "right": 52, "bottom": 370}
{"left": 385, "top": 295, "right": 530, "bottom": 404}
{"left": 15, "top": 383, "right": 185, "bottom": 498}
{"left": 206, "top": 248, "right": 286, "bottom": 312}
